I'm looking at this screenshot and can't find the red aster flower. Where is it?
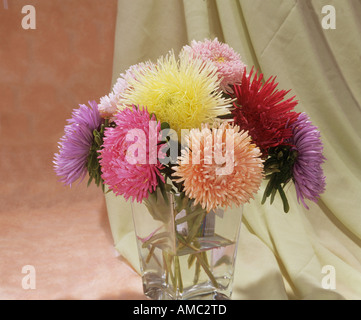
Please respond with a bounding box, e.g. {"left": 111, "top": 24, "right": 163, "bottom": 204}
{"left": 231, "top": 67, "right": 299, "bottom": 157}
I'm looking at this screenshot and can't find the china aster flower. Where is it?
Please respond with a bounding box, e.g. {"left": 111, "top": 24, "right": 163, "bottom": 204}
{"left": 99, "top": 61, "right": 156, "bottom": 121}
{"left": 182, "top": 38, "right": 246, "bottom": 93}
{"left": 289, "top": 113, "right": 326, "bottom": 209}
{"left": 98, "top": 78, "right": 127, "bottom": 120}
{"left": 54, "top": 101, "right": 103, "bottom": 186}
{"left": 99, "top": 106, "right": 165, "bottom": 202}
{"left": 117, "top": 51, "right": 232, "bottom": 136}
{"left": 172, "top": 122, "right": 264, "bottom": 212}
{"left": 232, "top": 67, "right": 300, "bottom": 158}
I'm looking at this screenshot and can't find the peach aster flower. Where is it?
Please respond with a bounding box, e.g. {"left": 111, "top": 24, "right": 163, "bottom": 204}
{"left": 172, "top": 122, "right": 264, "bottom": 212}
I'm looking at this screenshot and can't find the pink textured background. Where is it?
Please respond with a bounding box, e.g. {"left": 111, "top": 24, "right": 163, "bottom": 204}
{"left": 0, "top": 0, "right": 145, "bottom": 299}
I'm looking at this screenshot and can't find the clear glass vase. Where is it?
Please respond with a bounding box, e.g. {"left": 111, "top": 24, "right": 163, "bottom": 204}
{"left": 131, "top": 188, "right": 243, "bottom": 300}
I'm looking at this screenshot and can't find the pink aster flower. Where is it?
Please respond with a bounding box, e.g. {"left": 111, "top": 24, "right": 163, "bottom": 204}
{"left": 289, "top": 113, "right": 326, "bottom": 209}
{"left": 182, "top": 38, "right": 246, "bottom": 93}
{"left": 98, "top": 61, "right": 156, "bottom": 121}
{"left": 99, "top": 106, "right": 165, "bottom": 202}
{"left": 173, "top": 122, "right": 264, "bottom": 212}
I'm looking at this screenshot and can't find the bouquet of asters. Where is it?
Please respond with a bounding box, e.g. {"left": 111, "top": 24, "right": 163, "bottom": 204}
{"left": 54, "top": 39, "right": 326, "bottom": 299}
{"left": 54, "top": 38, "right": 325, "bottom": 213}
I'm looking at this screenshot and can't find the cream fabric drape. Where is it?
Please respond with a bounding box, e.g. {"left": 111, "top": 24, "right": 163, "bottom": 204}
{"left": 106, "top": 0, "right": 361, "bottom": 300}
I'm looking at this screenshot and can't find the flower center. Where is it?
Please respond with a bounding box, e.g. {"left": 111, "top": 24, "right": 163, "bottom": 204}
{"left": 214, "top": 56, "right": 226, "bottom": 63}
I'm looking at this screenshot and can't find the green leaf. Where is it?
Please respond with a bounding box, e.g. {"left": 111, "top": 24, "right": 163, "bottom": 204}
{"left": 188, "top": 254, "right": 196, "bottom": 269}
{"left": 270, "top": 187, "right": 277, "bottom": 204}
{"left": 141, "top": 232, "right": 170, "bottom": 248}
{"left": 214, "top": 255, "right": 232, "bottom": 268}
{"left": 94, "top": 135, "right": 102, "bottom": 147}
{"left": 87, "top": 175, "right": 93, "bottom": 187}
{"left": 262, "top": 174, "right": 275, "bottom": 204}
{"left": 161, "top": 122, "right": 170, "bottom": 130}
{"left": 175, "top": 207, "right": 204, "bottom": 225}
{"left": 261, "top": 180, "right": 271, "bottom": 205}
{"left": 158, "top": 180, "right": 170, "bottom": 206}
{"left": 186, "top": 210, "right": 206, "bottom": 243}
{"left": 278, "top": 186, "right": 290, "bottom": 213}
{"left": 151, "top": 186, "right": 158, "bottom": 203}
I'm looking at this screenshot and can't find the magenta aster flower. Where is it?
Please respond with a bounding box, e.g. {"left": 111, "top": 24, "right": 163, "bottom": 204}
{"left": 99, "top": 106, "right": 165, "bottom": 202}
{"left": 54, "top": 101, "right": 103, "bottom": 186}
{"left": 290, "top": 113, "right": 326, "bottom": 209}
{"left": 182, "top": 38, "right": 246, "bottom": 93}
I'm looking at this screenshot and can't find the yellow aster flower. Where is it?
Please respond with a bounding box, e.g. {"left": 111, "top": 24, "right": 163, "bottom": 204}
{"left": 117, "top": 51, "right": 232, "bottom": 136}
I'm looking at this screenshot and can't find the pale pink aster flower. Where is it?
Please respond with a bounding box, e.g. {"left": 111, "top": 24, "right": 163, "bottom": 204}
{"left": 182, "top": 38, "right": 246, "bottom": 93}
{"left": 98, "top": 61, "right": 155, "bottom": 121}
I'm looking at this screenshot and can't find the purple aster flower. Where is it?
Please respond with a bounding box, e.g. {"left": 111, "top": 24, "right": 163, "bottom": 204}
{"left": 54, "top": 101, "right": 103, "bottom": 186}
{"left": 290, "top": 113, "right": 326, "bottom": 209}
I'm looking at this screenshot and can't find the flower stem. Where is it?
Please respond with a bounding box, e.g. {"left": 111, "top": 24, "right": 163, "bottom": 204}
{"left": 188, "top": 253, "right": 196, "bottom": 268}
{"left": 176, "top": 234, "right": 219, "bottom": 289}
{"left": 142, "top": 232, "right": 170, "bottom": 248}
{"left": 193, "top": 260, "right": 201, "bottom": 285}
{"left": 195, "top": 253, "right": 219, "bottom": 288}
{"left": 163, "top": 252, "right": 176, "bottom": 289}
{"left": 146, "top": 245, "right": 155, "bottom": 264}
{"left": 174, "top": 256, "right": 183, "bottom": 293}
